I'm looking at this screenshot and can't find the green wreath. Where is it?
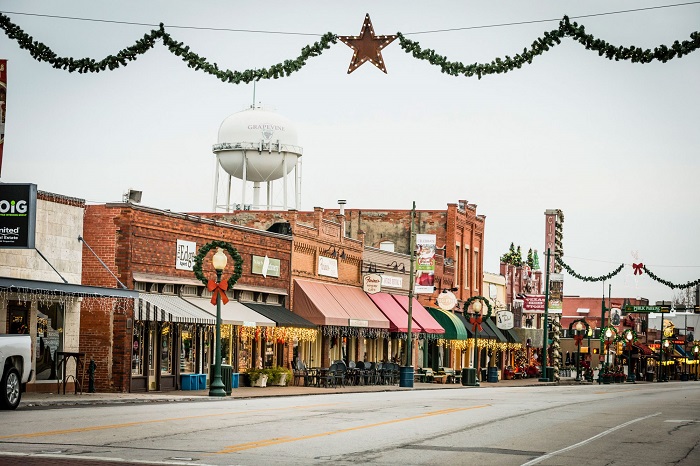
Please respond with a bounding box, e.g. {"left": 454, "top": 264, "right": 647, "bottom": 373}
{"left": 599, "top": 325, "right": 618, "bottom": 344}
{"left": 568, "top": 319, "right": 590, "bottom": 334}
{"left": 463, "top": 296, "right": 492, "bottom": 318}
{"left": 192, "top": 240, "right": 244, "bottom": 290}
{"left": 617, "top": 328, "right": 638, "bottom": 345}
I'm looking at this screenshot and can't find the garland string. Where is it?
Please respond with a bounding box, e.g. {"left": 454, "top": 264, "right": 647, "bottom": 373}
{"left": 642, "top": 265, "right": 700, "bottom": 290}
{"left": 1, "top": 13, "right": 697, "bottom": 83}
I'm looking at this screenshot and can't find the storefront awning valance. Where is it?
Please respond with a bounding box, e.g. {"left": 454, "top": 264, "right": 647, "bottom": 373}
{"left": 426, "top": 307, "right": 468, "bottom": 340}
{"left": 1, "top": 276, "right": 137, "bottom": 299}
{"left": 391, "top": 295, "right": 445, "bottom": 334}
{"left": 367, "top": 292, "right": 420, "bottom": 333}
{"left": 634, "top": 342, "right": 653, "bottom": 356}
{"left": 242, "top": 302, "right": 316, "bottom": 328}
{"left": 293, "top": 280, "right": 390, "bottom": 329}
{"left": 184, "top": 297, "right": 275, "bottom": 327}
{"left": 137, "top": 293, "right": 215, "bottom": 324}
{"left": 484, "top": 319, "right": 509, "bottom": 343}
{"left": 504, "top": 328, "right": 521, "bottom": 343}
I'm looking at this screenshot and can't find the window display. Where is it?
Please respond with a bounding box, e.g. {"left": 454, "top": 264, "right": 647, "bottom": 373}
{"left": 35, "top": 303, "right": 64, "bottom": 381}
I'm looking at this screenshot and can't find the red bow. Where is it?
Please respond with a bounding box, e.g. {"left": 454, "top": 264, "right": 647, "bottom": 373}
{"left": 604, "top": 340, "right": 612, "bottom": 350}
{"left": 470, "top": 316, "right": 483, "bottom": 333}
{"left": 632, "top": 263, "right": 644, "bottom": 275}
{"left": 207, "top": 279, "right": 229, "bottom": 305}
{"left": 573, "top": 334, "right": 584, "bottom": 345}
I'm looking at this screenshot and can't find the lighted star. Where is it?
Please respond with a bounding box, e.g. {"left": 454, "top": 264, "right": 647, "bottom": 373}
{"left": 339, "top": 14, "right": 397, "bottom": 74}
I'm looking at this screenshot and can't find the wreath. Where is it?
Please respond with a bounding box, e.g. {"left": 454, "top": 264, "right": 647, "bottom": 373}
{"left": 568, "top": 319, "right": 590, "bottom": 333}
{"left": 463, "top": 296, "right": 492, "bottom": 317}
{"left": 192, "top": 240, "right": 244, "bottom": 290}
{"left": 617, "top": 328, "right": 638, "bottom": 346}
{"left": 599, "top": 325, "right": 618, "bottom": 344}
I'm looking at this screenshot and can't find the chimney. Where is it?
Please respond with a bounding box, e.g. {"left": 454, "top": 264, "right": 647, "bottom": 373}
{"left": 337, "top": 200, "right": 347, "bottom": 239}
{"left": 313, "top": 207, "right": 323, "bottom": 235}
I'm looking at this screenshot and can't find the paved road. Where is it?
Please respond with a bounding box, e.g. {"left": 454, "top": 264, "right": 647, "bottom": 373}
{"left": 1, "top": 382, "right": 698, "bottom": 465}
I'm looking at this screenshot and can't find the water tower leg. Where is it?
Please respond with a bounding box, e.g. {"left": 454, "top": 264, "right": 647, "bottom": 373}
{"left": 283, "top": 154, "right": 288, "bottom": 210}
{"left": 266, "top": 181, "right": 272, "bottom": 210}
{"left": 241, "top": 152, "right": 247, "bottom": 209}
{"left": 212, "top": 155, "right": 221, "bottom": 211}
{"left": 226, "top": 174, "right": 232, "bottom": 213}
{"left": 295, "top": 158, "right": 302, "bottom": 210}
{"left": 253, "top": 182, "right": 261, "bottom": 210}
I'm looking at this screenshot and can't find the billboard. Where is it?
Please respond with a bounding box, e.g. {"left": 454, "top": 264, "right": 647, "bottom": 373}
{"left": 0, "top": 60, "right": 5, "bottom": 176}
{"left": 0, "top": 183, "right": 37, "bottom": 249}
{"left": 414, "top": 233, "right": 436, "bottom": 294}
{"left": 548, "top": 273, "right": 563, "bottom": 314}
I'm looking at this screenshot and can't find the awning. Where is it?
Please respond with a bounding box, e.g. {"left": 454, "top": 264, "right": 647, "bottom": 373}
{"left": 367, "top": 293, "right": 420, "bottom": 333}
{"left": 426, "top": 307, "right": 468, "bottom": 340}
{"left": 132, "top": 272, "right": 201, "bottom": 286}
{"left": 457, "top": 311, "right": 494, "bottom": 339}
{"left": 503, "top": 328, "right": 521, "bottom": 343}
{"left": 0, "top": 276, "right": 137, "bottom": 299}
{"left": 184, "top": 297, "right": 275, "bottom": 327}
{"left": 674, "top": 344, "right": 687, "bottom": 357}
{"left": 293, "top": 280, "right": 389, "bottom": 329}
{"left": 634, "top": 342, "right": 653, "bottom": 356}
{"left": 391, "top": 295, "right": 445, "bottom": 334}
{"left": 137, "top": 293, "right": 215, "bottom": 324}
{"left": 242, "top": 302, "right": 316, "bottom": 328}
{"left": 484, "top": 319, "right": 508, "bottom": 343}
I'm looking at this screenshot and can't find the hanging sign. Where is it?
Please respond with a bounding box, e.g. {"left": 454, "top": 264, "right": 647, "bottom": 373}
{"left": 414, "top": 233, "right": 436, "bottom": 294}
{"left": 522, "top": 294, "right": 545, "bottom": 312}
{"left": 496, "top": 310, "right": 514, "bottom": 330}
{"left": 0, "top": 60, "right": 5, "bottom": 176}
{"left": 175, "top": 239, "right": 196, "bottom": 270}
{"left": 363, "top": 273, "right": 382, "bottom": 294}
{"left": 318, "top": 255, "right": 338, "bottom": 278}
{"left": 436, "top": 291, "right": 457, "bottom": 311}
{"left": 548, "top": 273, "right": 563, "bottom": 314}
{"left": 252, "top": 255, "right": 281, "bottom": 278}
{"left": 381, "top": 275, "right": 403, "bottom": 289}
{"left": 0, "top": 183, "right": 37, "bottom": 249}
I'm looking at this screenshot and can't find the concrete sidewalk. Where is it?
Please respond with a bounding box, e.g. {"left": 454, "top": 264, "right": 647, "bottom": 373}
{"left": 20, "top": 376, "right": 561, "bottom": 409}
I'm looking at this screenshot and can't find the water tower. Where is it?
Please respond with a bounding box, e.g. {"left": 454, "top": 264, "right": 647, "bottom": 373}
{"left": 212, "top": 106, "right": 303, "bottom": 211}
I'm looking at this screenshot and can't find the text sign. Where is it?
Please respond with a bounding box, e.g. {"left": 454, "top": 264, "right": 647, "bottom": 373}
{"left": 349, "top": 319, "right": 369, "bottom": 328}
{"left": 496, "top": 310, "right": 514, "bottom": 330}
{"left": 175, "top": 239, "right": 196, "bottom": 270}
{"left": 0, "top": 183, "right": 37, "bottom": 249}
{"left": 623, "top": 305, "right": 661, "bottom": 314}
{"left": 252, "top": 255, "right": 281, "bottom": 278}
{"left": 363, "top": 274, "right": 382, "bottom": 294}
{"left": 318, "top": 256, "right": 338, "bottom": 278}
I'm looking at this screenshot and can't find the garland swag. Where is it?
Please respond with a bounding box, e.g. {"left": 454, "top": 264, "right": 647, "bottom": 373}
{"left": 556, "top": 256, "right": 624, "bottom": 282}
{"left": 642, "top": 265, "right": 700, "bottom": 290}
{"left": 1, "top": 13, "right": 698, "bottom": 83}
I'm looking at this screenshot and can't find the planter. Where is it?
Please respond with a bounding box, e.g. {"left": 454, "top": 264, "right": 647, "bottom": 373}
{"left": 433, "top": 375, "right": 447, "bottom": 384}
{"left": 270, "top": 373, "right": 288, "bottom": 387}
{"left": 252, "top": 374, "right": 268, "bottom": 388}
{"left": 602, "top": 375, "right": 612, "bottom": 384}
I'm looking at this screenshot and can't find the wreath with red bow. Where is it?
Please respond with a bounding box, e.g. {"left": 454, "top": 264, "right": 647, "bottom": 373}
{"left": 192, "top": 240, "right": 244, "bottom": 304}
{"left": 568, "top": 319, "right": 590, "bottom": 346}
{"left": 463, "top": 296, "right": 492, "bottom": 333}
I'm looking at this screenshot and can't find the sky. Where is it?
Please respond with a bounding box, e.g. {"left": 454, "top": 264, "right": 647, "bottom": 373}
{"left": 1, "top": 1, "right": 699, "bottom": 305}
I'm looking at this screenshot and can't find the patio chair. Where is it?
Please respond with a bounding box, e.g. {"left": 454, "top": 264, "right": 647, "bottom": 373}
{"left": 333, "top": 361, "right": 347, "bottom": 388}
{"left": 293, "top": 360, "right": 308, "bottom": 386}
{"left": 319, "top": 363, "right": 337, "bottom": 388}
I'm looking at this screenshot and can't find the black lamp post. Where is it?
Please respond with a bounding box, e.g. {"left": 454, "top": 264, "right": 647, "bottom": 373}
{"left": 604, "top": 327, "right": 614, "bottom": 371}
{"left": 471, "top": 299, "right": 483, "bottom": 386}
{"left": 693, "top": 345, "right": 699, "bottom": 381}
{"left": 209, "top": 247, "right": 228, "bottom": 397}
{"left": 623, "top": 329, "right": 636, "bottom": 383}
{"left": 659, "top": 339, "right": 670, "bottom": 382}
{"left": 573, "top": 321, "right": 585, "bottom": 382}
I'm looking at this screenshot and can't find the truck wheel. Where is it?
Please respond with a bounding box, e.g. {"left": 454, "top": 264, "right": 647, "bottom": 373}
{"left": 1, "top": 367, "right": 21, "bottom": 410}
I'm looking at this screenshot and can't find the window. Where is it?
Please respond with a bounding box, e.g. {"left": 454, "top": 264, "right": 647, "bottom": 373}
{"left": 379, "top": 241, "right": 395, "bottom": 252}
{"left": 474, "top": 251, "right": 479, "bottom": 291}
{"left": 160, "top": 323, "right": 172, "bottom": 374}
{"left": 132, "top": 321, "right": 145, "bottom": 375}
{"left": 454, "top": 244, "right": 460, "bottom": 288}
{"left": 162, "top": 284, "right": 175, "bottom": 295}
{"left": 35, "top": 302, "right": 64, "bottom": 381}
{"left": 464, "top": 247, "right": 470, "bottom": 290}
{"left": 134, "top": 282, "right": 147, "bottom": 292}
{"left": 181, "top": 285, "right": 198, "bottom": 296}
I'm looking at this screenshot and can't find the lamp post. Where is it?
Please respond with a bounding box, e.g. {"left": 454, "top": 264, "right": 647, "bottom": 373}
{"left": 604, "top": 328, "right": 614, "bottom": 370}
{"left": 471, "top": 299, "right": 483, "bottom": 386}
{"left": 693, "top": 345, "right": 699, "bottom": 381}
{"left": 574, "top": 321, "right": 584, "bottom": 382}
{"left": 586, "top": 326, "right": 593, "bottom": 381}
{"left": 624, "top": 329, "right": 636, "bottom": 383}
{"left": 209, "top": 247, "right": 228, "bottom": 397}
{"left": 540, "top": 248, "right": 552, "bottom": 382}
{"left": 400, "top": 201, "right": 416, "bottom": 388}
{"left": 659, "top": 339, "right": 670, "bottom": 382}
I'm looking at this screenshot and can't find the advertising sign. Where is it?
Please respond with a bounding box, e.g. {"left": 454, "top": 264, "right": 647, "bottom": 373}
{"left": 496, "top": 310, "right": 515, "bottom": 330}
{"left": 0, "top": 60, "right": 6, "bottom": 176}
{"left": 318, "top": 256, "right": 338, "bottom": 278}
{"left": 548, "top": 273, "right": 563, "bottom": 314}
{"left": 522, "top": 295, "right": 545, "bottom": 312}
{"left": 363, "top": 273, "right": 382, "bottom": 294}
{"left": 436, "top": 291, "right": 457, "bottom": 311}
{"left": 175, "top": 239, "right": 196, "bottom": 271}
{"left": 252, "top": 255, "right": 281, "bottom": 278}
{"left": 0, "top": 183, "right": 37, "bottom": 249}
{"left": 414, "top": 234, "right": 436, "bottom": 294}
{"left": 381, "top": 275, "right": 403, "bottom": 289}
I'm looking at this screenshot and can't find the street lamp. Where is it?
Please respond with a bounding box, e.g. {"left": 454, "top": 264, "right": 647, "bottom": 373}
{"left": 586, "top": 326, "right": 594, "bottom": 381}
{"left": 209, "top": 247, "right": 228, "bottom": 397}
{"left": 574, "top": 320, "right": 585, "bottom": 382}
{"left": 693, "top": 345, "right": 699, "bottom": 381}
{"left": 623, "top": 329, "right": 636, "bottom": 383}
{"left": 604, "top": 327, "right": 614, "bottom": 370}
{"left": 471, "top": 299, "right": 483, "bottom": 386}
{"left": 660, "top": 339, "right": 670, "bottom": 382}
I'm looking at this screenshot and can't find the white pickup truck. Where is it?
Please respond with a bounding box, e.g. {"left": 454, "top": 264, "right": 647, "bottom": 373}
{"left": 0, "top": 334, "right": 33, "bottom": 409}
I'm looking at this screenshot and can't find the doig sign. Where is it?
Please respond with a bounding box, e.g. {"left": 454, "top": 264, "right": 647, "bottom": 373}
{"left": 0, "top": 183, "right": 37, "bottom": 248}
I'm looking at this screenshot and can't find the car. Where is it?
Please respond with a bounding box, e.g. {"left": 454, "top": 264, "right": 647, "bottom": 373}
{"left": 1, "top": 334, "right": 33, "bottom": 409}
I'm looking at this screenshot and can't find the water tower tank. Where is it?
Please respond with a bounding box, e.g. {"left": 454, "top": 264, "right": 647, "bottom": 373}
{"left": 213, "top": 107, "right": 302, "bottom": 182}
{"left": 211, "top": 106, "right": 303, "bottom": 211}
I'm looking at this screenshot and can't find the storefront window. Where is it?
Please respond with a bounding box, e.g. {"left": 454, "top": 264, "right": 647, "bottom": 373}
{"left": 239, "top": 332, "right": 251, "bottom": 371}
{"left": 161, "top": 323, "right": 172, "bottom": 374}
{"left": 35, "top": 302, "right": 64, "bottom": 381}
{"left": 132, "top": 321, "right": 145, "bottom": 376}
{"left": 181, "top": 325, "right": 194, "bottom": 373}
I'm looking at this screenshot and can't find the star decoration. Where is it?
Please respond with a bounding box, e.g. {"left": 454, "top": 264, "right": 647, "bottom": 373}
{"left": 338, "top": 14, "right": 397, "bottom": 74}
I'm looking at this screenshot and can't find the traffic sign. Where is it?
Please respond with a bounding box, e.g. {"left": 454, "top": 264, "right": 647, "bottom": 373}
{"left": 623, "top": 305, "right": 665, "bottom": 314}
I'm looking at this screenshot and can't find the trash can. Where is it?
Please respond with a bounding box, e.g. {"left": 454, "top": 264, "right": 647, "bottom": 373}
{"left": 198, "top": 374, "right": 207, "bottom": 390}
{"left": 214, "top": 364, "right": 233, "bottom": 395}
{"left": 545, "top": 366, "right": 554, "bottom": 382}
{"left": 646, "top": 372, "right": 654, "bottom": 382}
{"left": 487, "top": 367, "right": 499, "bottom": 383}
{"left": 462, "top": 368, "right": 477, "bottom": 386}
{"left": 180, "top": 374, "right": 197, "bottom": 390}
{"left": 480, "top": 368, "right": 487, "bottom": 382}
{"left": 399, "top": 366, "right": 414, "bottom": 388}
{"left": 232, "top": 372, "right": 240, "bottom": 389}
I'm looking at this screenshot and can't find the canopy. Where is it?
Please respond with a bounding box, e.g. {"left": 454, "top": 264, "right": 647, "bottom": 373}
{"left": 137, "top": 293, "right": 215, "bottom": 325}
{"left": 1, "top": 276, "right": 137, "bottom": 299}
{"left": 184, "top": 297, "right": 274, "bottom": 327}
{"left": 426, "top": 307, "right": 468, "bottom": 340}
{"left": 391, "top": 295, "right": 445, "bottom": 334}
{"left": 242, "top": 302, "right": 316, "bottom": 328}
{"left": 367, "top": 293, "right": 420, "bottom": 333}
{"left": 484, "top": 319, "right": 508, "bottom": 342}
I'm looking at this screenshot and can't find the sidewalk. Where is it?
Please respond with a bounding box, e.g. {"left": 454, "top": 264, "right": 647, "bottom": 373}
{"left": 21, "top": 376, "right": 560, "bottom": 409}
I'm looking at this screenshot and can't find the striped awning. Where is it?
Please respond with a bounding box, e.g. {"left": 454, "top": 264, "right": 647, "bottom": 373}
{"left": 137, "top": 293, "right": 215, "bottom": 324}
{"left": 426, "top": 307, "right": 468, "bottom": 340}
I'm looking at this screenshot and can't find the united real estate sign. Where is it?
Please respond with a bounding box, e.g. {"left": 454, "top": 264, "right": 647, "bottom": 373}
{"left": 0, "top": 183, "right": 37, "bottom": 248}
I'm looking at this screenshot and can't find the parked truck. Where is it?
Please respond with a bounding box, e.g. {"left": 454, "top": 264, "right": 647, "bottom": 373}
{"left": 0, "top": 334, "right": 33, "bottom": 409}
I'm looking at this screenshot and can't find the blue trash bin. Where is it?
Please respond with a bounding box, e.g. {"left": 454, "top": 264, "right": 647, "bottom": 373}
{"left": 232, "top": 373, "right": 240, "bottom": 389}
{"left": 198, "top": 374, "right": 207, "bottom": 390}
{"left": 181, "top": 374, "right": 197, "bottom": 390}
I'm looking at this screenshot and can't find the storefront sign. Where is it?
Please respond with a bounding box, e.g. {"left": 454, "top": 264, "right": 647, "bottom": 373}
{"left": 415, "top": 233, "right": 436, "bottom": 294}
{"left": 318, "top": 256, "right": 338, "bottom": 278}
{"left": 363, "top": 273, "right": 382, "bottom": 294}
{"left": 522, "top": 294, "right": 545, "bottom": 312}
{"left": 0, "top": 183, "right": 37, "bottom": 249}
{"left": 349, "top": 319, "right": 369, "bottom": 327}
{"left": 175, "top": 239, "right": 196, "bottom": 270}
{"left": 252, "top": 255, "right": 280, "bottom": 278}
{"left": 548, "top": 273, "right": 563, "bottom": 314}
{"left": 496, "top": 310, "right": 514, "bottom": 330}
{"left": 0, "top": 60, "right": 6, "bottom": 176}
{"left": 381, "top": 275, "right": 403, "bottom": 288}
{"left": 436, "top": 291, "right": 457, "bottom": 311}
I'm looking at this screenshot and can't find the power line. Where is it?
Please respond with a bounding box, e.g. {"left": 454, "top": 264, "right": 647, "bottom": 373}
{"left": 2, "top": 1, "right": 699, "bottom": 36}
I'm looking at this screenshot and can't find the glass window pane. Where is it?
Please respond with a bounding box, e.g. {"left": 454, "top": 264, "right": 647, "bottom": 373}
{"left": 35, "top": 302, "right": 64, "bottom": 381}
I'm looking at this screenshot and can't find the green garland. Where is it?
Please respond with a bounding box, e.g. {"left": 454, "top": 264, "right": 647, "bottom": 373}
{"left": 617, "top": 328, "right": 638, "bottom": 345}
{"left": 642, "top": 265, "right": 700, "bottom": 290}
{"left": 192, "top": 240, "right": 244, "bottom": 290}
{"left": 1, "top": 13, "right": 697, "bottom": 83}
{"left": 568, "top": 318, "right": 590, "bottom": 334}
{"left": 556, "top": 256, "right": 624, "bottom": 282}
{"left": 398, "top": 16, "right": 700, "bottom": 79}
{"left": 599, "top": 325, "right": 618, "bottom": 344}
{"left": 463, "top": 296, "right": 492, "bottom": 318}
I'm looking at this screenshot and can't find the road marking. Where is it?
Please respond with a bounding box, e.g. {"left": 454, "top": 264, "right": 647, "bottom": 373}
{"left": 665, "top": 420, "right": 697, "bottom": 423}
{"left": 593, "top": 388, "right": 641, "bottom": 395}
{"left": 520, "top": 412, "right": 661, "bottom": 466}
{"left": 0, "top": 403, "right": 339, "bottom": 439}
{"left": 216, "top": 404, "right": 490, "bottom": 454}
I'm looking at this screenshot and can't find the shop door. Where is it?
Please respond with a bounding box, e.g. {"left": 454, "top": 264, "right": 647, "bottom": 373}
{"left": 148, "top": 322, "right": 157, "bottom": 390}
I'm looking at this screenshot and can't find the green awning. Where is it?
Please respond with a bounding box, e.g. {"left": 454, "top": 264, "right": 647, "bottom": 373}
{"left": 426, "top": 307, "right": 468, "bottom": 340}
{"left": 484, "top": 319, "right": 508, "bottom": 343}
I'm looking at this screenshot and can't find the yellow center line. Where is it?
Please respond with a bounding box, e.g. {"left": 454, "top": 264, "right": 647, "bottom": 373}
{"left": 217, "top": 404, "right": 491, "bottom": 454}
{"left": 0, "top": 402, "right": 340, "bottom": 439}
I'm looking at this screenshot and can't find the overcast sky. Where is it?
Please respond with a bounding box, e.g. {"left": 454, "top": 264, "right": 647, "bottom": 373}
{"left": 1, "top": 1, "right": 698, "bottom": 304}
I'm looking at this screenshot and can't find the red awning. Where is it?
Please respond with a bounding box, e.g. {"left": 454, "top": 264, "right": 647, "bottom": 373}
{"left": 634, "top": 342, "right": 653, "bottom": 356}
{"left": 368, "top": 292, "right": 421, "bottom": 333}
{"left": 293, "top": 280, "right": 389, "bottom": 329}
{"left": 392, "top": 295, "right": 445, "bottom": 334}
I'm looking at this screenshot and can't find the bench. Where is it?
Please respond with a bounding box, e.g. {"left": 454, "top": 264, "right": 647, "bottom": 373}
{"left": 440, "top": 367, "right": 462, "bottom": 384}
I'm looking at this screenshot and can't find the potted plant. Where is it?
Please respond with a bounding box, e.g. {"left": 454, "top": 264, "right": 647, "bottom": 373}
{"left": 247, "top": 368, "right": 268, "bottom": 388}
{"left": 268, "top": 367, "right": 293, "bottom": 386}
